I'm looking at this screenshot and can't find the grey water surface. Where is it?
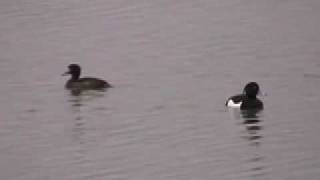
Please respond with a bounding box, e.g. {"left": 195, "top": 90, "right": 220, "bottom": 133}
{"left": 1, "top": 0, "right": 320, "bottom": 180}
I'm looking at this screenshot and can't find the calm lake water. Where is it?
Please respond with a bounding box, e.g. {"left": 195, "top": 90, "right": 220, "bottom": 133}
{"left": 1, "top": 0, "right": 320, "bottom": 180}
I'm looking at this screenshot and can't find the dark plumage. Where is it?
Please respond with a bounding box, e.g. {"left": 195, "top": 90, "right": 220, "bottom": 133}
{"left": 63, "top": 64, "right": 112, "bottom": 90}
{"left": 226, "top": 82, "right": 263, "bottom": 110}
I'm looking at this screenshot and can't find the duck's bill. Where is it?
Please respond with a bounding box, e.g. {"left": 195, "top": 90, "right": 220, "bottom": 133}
{"left": 62, "top": 71, "right": 70, "bottom": 76}
{"left": 258, "top": 91, "right": 268, "bottom": 96}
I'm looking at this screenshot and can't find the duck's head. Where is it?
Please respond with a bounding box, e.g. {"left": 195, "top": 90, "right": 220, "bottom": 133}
{"left": 243, "top": 82, "right": 260, "bottom": 98}
{"left": 62, "top": 64, "right": 81, "bottom": 80}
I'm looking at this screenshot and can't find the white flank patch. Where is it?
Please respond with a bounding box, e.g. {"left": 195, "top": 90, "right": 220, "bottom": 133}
{"left": 227, "top": 99, "right": 242, "bottom": 108}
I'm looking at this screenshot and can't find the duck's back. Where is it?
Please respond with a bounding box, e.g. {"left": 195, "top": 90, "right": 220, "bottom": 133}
{"left": 240, "top": 97, "right": 263, "bottom": 110}
{"left": 66, "top": 77, "right": 112, "bottom": 90}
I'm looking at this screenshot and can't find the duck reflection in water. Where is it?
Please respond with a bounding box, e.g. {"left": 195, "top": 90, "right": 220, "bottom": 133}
{"left": 241, "top": 109, "right": 263, "bottom": 143}
{"left": 67, "top": 89, "right": 105, "bottom": 148}
{"left": 241, "top": 109, "right": 266, "bottom": 178}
